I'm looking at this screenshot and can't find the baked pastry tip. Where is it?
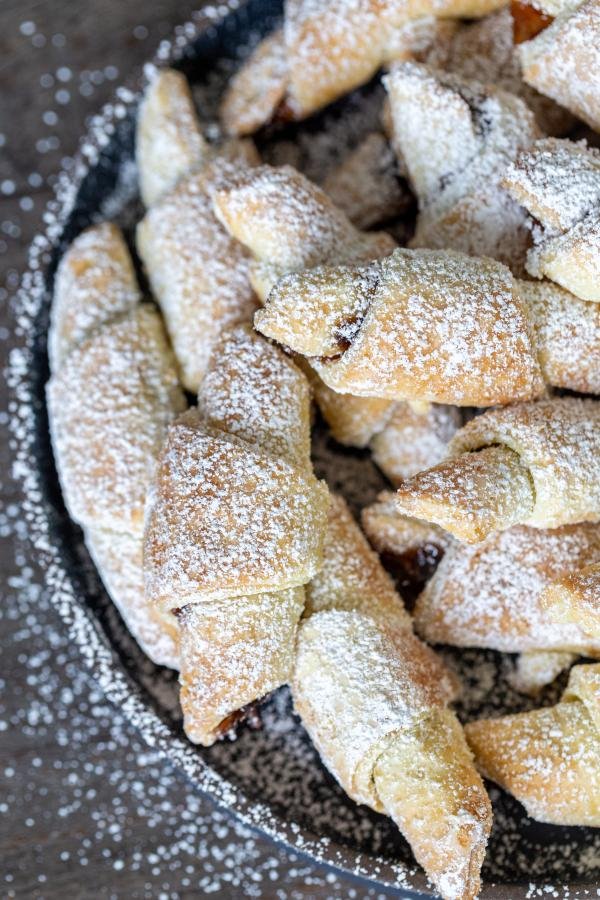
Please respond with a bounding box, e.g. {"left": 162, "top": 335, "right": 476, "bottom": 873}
{"left": 294, "top": 496, "right": 490, "bottom": 900}
{"left": 394, "top": 398, "right": 600, "bottom": 541}
{"left": 466, "top": 663, "right": 600, "bottom": 826}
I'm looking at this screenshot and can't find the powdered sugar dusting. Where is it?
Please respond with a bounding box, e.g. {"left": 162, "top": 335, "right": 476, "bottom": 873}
{"left": 7, "top": 2, "right": 600, "bottom": 894}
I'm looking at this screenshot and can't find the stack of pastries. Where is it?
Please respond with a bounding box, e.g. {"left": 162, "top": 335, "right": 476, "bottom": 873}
{"left": 46, "top": 3, "right": 600, "bottom": 896}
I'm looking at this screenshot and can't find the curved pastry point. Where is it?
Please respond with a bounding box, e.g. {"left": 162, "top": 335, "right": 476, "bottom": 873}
{"left": 466, "top": 664, "right": 600, "bottom": 826}
{"left": 395, "top": 445, "right": 535, "bottom": 544}
{"left": 48, "top": 222, "right": 141, "bottom": 372}
{"left": 374, "top": 708, "right": 491, "bottom": 900}
{"left": 137, "top": 68, "right": 209, "bottom": 207}
{"left": 220, "top": 30, "right": 288, "bottom": 136}
{"left": 398, "top": 398, "right": 600, "bottom": 542}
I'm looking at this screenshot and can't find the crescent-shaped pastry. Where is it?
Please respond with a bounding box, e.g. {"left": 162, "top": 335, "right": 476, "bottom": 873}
{"left": 136, "top": 172, "right": 257, "bottom": 393}
{"left": 212, "top": 162, "right": 401, "bottom": 447}
{"left": 136, "top": 68, "right": 209, "bottom": 207}
{"left": 503, "top": 138, "right": 600, "bottom": 302}
{"left": 465, "top": 664, "right": 600, "bottom": 826}
{"left": 384, "top": 63, "right": 540, "bottom": 273}
{"left": 212, "top": 163, "right": 396, "bottom": 300}
{"left": 394, "top": 398, "right": 600, "bottom": 542}
{"left": 48, "top": 222, "right": 140, "bottom": 373}
{"left": 220, "top": 0, "right": 507, "bottom": 132}
{"left": 518, "top": 0, "right": 600, "bottom": 134}
{"left": 361, "top": 494, "right": 579, "bottom": 691}
{"left": 46, "top": 225, "right": 186, "bottom": 667}
{"left": 255, "top": 248, "right": 548, "bottom": 406}
{"left": 541, "top": 561, "right": 600, "bottom": 637}
{"left": 136, "top": 70, "right": 260, "bottom": 393}
{"left": 412, "top": 521, "right": 600, "bottom": 658}
{"left": 294, "top": 498, "right": 491, "bottom": 900}
{"left": 424, "top": 8, "right": 575, "bottom": 135}
{"left": 144, "top": 324, "right": 329, "bottom": 745}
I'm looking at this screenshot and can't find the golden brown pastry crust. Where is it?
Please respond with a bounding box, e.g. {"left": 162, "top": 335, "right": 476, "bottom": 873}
{"left": 414, "top": 521, "right": 600, "bottom": 656}
{"left": 144, "top": 409, "right": 328, "bottom": 609}
{"left": 137, "top": 168, "right": 258, "bottom": 392}
{"left": 47, "top": 226, "right": 186, "bottom": 668}
{"left": 136, "top": 68, "right": 209, "bottom": 207}
{"left": 503, "top": 138, "right": 600, "bottom": 302}
{"left": 449, "top": 398, "right": 600, "bottom": 530}
{"left": 212, "top": 164, "right": 396, "bottom": 290}
{"left": 518, "top": 278, "right": 600, "bottom": 394}
{"left": 143, "top": 326, "right": 329, "bottom": 745}
{"left": 48, "top": 223, "right": 140, "bottom": 372}
{"left": 48, "top": 305, "right": 185, "bottom": 536}
{"left": 86, "top": 527, "right": 180, "bottom": 669}
{"left": 256, "top": 249, "right": 545, "bottom": 406}
{"left": 212, "top": 163, "right": 399, "bottom": 446}
{"left": 293, "top": 494, "right": 488, "bottom": 900}
{"left": 385, "top": 62, "right": 540, "bottom": 274}
{"left": 395, "top": 398, "right": 600, "bottom": 542}
{"left": 519, "top": 0, "right": 600, "bottom": 133}
{"left": 466, "top": 664, "right": 600, "bottom": 826}
{"left": 221, "top": 0, "right": 508, "bottom": 133}
{"left": 177, "top": 585, "right": 305, "bottom": 745}
{"left": 370, "top": 402, "right": 462, "bottom": 485}
{"left": 541, "top": 561, "right": 600, "bottom": 637}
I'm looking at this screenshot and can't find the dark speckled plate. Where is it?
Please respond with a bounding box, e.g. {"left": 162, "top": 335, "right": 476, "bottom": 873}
{"left": 11, "top": 2, "right": 598, "bottom": 897}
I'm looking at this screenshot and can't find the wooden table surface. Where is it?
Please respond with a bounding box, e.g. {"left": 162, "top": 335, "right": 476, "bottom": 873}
{"left": 0, "top": 3, "right": 400, "bottom": 897}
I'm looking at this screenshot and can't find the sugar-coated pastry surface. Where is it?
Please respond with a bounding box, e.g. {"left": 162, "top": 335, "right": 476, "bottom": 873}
{"left": 136, "top": 68, "right": 209, "bottom": 207}
{"left": 541, "top": 561, "right": 600, "bottom": 636}
{"left": 48, "top": 222, "right": 141, "bottom": 372}
{"left": 519, "top": 0, "right": 600, "bottom": 133}
{"left": 504, "top": 138, "right": 600, "bottom": 301}
{"left": 220, "top": 0, "right": 508, "bottom": 131}
{"left": 47, "top": 305, "right": 185, "bottom": 536}
{"left": 137, "top": 168, "right": 258, "bottom": 393}
{"left": 257, "top": 249, "right": 545, "bottom": 406}
{"left": 385, "top": 62, "right": 540, "bottom": 273}
{"left": 45, "top": 25, "right": 600, "bottom": 896}
{"left": 177, "top": 586, "right": 304, "bottom": 746}
{"left": 414, "top": 522, "right": 600, "bottom": 655}
{"left": 466, "top": 664, "right": 600, "bottom": 826}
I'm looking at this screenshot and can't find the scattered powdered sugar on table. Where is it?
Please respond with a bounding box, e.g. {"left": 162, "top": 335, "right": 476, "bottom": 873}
{"left": 5, "top": 2, "right": 600, "bottom": 895}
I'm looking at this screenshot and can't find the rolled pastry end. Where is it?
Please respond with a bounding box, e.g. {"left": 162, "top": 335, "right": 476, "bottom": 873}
{"left": 394, "top": 445, "right": 535, "bottom": 543}
{"left": 256, "top": 264, "right": 378, "bottom": 357}
{"left": 136, "top": 68, "right": 208, "bottom": 208}
{"left": 178, "top": 587, "right": 304, "bottom": 746}
{"left": 465, "top": 696, "right": 600, "bottom": 826}
{"left": 373, "top": 708, "right": 492, "bottom": 900}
